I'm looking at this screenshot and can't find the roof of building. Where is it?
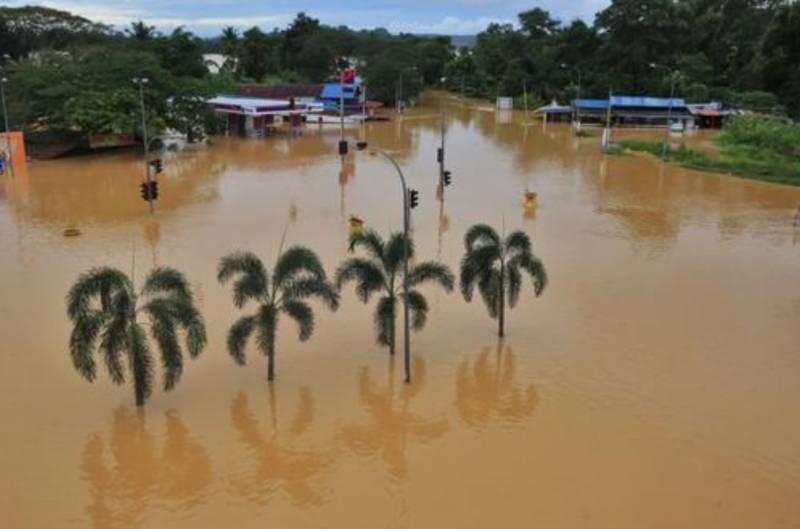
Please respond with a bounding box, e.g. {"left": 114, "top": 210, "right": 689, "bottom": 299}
{"left": 320, "top": 83, "right": 359, "bottom": 100}
{"left": 536, "top": 100, "right": 573, "bottom": 113}
{"left": 207, "top": 95, "right": 310, "bottom": 116}
{"left": 610, "top": 96, "right": 686, "bottom": 108}
{"left": 237, "top": 84, "right": 323, "bottom": 99}
{"left": 574, "top": 99, "right": 609, "bottom": 109}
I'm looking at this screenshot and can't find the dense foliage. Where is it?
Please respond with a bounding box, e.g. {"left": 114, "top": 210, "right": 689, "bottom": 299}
{"left": 445, "top": 1, "right": 800, "bottom": 117}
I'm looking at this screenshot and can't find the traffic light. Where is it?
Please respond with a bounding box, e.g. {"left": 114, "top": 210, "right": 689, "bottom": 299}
{"left": 437, "top": 148, "right": 443, "bottom": 163}
{"left": 408, "top": 188, "right": 419, "bottom": 209}
{"left": 443, "top": 170, "right": 452, "bottom": 187}
{"left": 338, "top": 140, "right": 348, "bottom": 156}
{"left": 139, "top": 181, "right": 159, "bottom": 201}
{"left": 149, "top": 158, "right": 163, "bottom": 174}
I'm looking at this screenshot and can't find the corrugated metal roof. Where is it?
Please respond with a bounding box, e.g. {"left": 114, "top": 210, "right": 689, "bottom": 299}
{"left": 320, "top": 83, "right": 358, "bottom": 99}
{"left": 574, "top": 99, "right": 609, "bottom": 109}
{"left": 237, "top": 84, "right": 322, "bottom": 99}
{"left": 610, "top": 96, "right": 686, "bottom": 108}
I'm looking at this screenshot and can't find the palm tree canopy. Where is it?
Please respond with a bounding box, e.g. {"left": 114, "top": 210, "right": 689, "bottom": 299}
{"left": 66, "top": 266, "right": 207, "bottom": 401}
{"left": 460, "top": 225, "right": 547, "bottom": 314}
{"left": 218, "top": 247, "right": 339, "bottom": 365}
{"left": 337, "top": 230, "right": 455, "bottom": 348}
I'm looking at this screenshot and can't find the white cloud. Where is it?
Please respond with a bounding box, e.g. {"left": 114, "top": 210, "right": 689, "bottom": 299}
{"left": 386, "top": 16, "right": 515, "bottom": 35}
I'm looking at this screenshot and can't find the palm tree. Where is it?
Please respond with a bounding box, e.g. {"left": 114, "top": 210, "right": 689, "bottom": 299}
{"left": 460, "top": 224, "right": 548, "bottom": 337}
{"left": 218, "top": 247, "right": 339, "bottom": 381}
{"left": 126, "top": 21, "right": 157, "bottom": 44}
{"left": 66, "top": 267, "right": 207, "bottom": 406}
{"left": 336, "top": 230, "right": 454, "bottom": 354}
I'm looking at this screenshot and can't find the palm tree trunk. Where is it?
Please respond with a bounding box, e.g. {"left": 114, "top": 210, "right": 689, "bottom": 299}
{"left": 389, "top": 313, "right": 396, "bottom": 355}
{"left": 267, "top": 345, "right": 275, "bottom": 381}
{"left": 498, "top": 264, "right": 505, "bottom": 338}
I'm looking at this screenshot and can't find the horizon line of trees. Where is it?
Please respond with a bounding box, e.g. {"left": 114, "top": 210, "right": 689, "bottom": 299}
{"left": 66, "top": 224, "right": 548, "bottom": 406}
{"left": 446, "top": 1, "right": 799, "bottom": 117}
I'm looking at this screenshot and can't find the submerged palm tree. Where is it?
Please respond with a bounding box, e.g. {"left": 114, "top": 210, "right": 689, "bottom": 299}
{"left": 460, "top": 224, "right": 548, "bottom": 337}
{"left": 336, "top": 230, "right": 454, "bottom": 354}
{"left": 218, "top": 247, "right": 339, "bottom": 381}
{"left": 66, "top": 267, "right": 207, "bottom": 406}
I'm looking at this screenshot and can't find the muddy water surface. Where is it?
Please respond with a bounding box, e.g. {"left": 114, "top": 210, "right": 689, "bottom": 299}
{"left": 2, "top": 95, "right": 800, "bottom": 528}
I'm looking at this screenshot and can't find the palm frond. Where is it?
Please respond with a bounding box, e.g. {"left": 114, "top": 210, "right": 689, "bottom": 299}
{"left": 509, "top": 252, "right": 548, "bottom": 296}
{"left": 98, "top": 312, "right": 128, "bottom": 384}
{"left": 384, "top": 232, "right": 414, "bottom": 274}
{"left": 227, "top": 315, "right": 256, "bottom": 365}
{"left": 477, "top": 268, "right": 502, "bottom": 319}
{"left": 66, "top": 267, "right": 130, "bottom": 321}
{"left": 407, "top": 261, "right": 455, "bottom": 292}
{"left": 142, "top": 267, "right": 192, "bottom": 302}
{"left": 255, "top": 304, "right": 278, "bottom": 357}
{"left": 404, "top": 289, "right": 429, "bottom": 330}
{"left": 218, "top": 251, "right": 268, "bottom": 306}
{"left": 68, "top": 311, "right": 105, "bottom": 382}
{"left": 505, "top": 230, "right": 531, "bottom": 255}
{"left": 506, "top": 263, "right": 523, "bottom": 308}
{"left": 374, "top": 295, "right": 396, "bottom": 347}
{"left": 151, "top": 317, "right": 183, "bottom": 391}
{"left": 273, "top": 246, "right": 326, "bottom": 288}
{"left": 335, "top": 257, "right": 386, "bottom": 302}
{"left": 142, "top": 297, "right": 207, "bottom": 358}
{"left": 464, "top": 224, "right": 500, "bottom": 251}
{"left": 459, "top": 245, "right": 500, "bottom": 301}
{"left": 348, "top": 229, "right": 386, "bottom": 263}
{"left": 129, "top": 324, "right": 154, "bottom": 406}
{"left": 282, "top": 277, "right": 340, "bottom": 310}
{"left": 283, "top": 300, "right": 314, "bottom": 341}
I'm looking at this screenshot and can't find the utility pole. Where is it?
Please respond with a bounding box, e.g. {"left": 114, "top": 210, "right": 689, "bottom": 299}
{"left": 651, "top": 63, "right": 678, "bottom": 159}
{"left": 134, "top": 77, "right": 153, "bottom": 214}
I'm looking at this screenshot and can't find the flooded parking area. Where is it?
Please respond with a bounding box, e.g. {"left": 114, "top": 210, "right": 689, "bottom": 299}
{"left": 2, "top": 95, "right": 800, "bottom": 528}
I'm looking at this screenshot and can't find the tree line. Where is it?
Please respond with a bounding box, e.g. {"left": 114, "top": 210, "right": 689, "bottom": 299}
{"left": 66, "top": 225, "right": 547, "bottom": 406}
{"left": 446, "top": 1, "right": 799, "bottom": 117}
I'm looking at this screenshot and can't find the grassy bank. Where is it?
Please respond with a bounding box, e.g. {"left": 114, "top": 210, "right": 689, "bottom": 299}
{"left": 614, "top": 117, "right": 800, "bottom": 186}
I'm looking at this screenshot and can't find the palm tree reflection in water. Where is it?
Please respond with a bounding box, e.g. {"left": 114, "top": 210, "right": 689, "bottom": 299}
{"left": 338, "top": 357, "right": 449, "bottom": 483}
{"left": 455, "top": 341, "right": 539, "bottom": 431}
{"left": 229, "top": 387, "right": 335, "bottom": 508}
{"left": 81, "top": 408, "right": 213, "bottom": 529}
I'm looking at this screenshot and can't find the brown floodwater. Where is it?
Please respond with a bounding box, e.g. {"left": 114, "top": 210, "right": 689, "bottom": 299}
{"left": 2, "top": 93, "right": 800, "bottom": 528}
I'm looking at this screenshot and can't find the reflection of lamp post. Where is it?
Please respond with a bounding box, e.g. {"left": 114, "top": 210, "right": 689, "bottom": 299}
{"left": 133, "top": 77, "right": 153, "bottom": 213}
{"left": 650, "top": 63, "right": 677, "bottom": 159}
{"left": 0, "top": 72, "right": 14, "bottom": 178}
{"left": 559, "top": 63, "right": 581, "bottom": 126}
{"left": 347, "top": 140, "right": 415, "bottom": 384}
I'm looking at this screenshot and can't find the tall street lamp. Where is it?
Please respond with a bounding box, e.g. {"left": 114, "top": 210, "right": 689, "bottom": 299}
{"left": 560, "top": 63, "right": 582, "bottom": 127}
{"left": 346, "top": 140, "right": 416, "bottom": 384}
{"left": 650, "top": 62, "right": 677, "bottom": 159}
{"left": 133, "top": 77, "right": 153, "bottom": 213}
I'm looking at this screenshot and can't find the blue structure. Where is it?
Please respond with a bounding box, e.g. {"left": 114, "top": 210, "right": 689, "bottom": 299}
{"left": 572, "top": 95, "right": 695, "bottom": 128}
{"left": 318, "top": 83, "right": 363, "bottom": 113}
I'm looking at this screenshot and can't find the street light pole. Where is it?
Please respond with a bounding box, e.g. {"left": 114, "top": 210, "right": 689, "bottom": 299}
{"left": 134, "top": 77, "right": 153, "bottom": 214}
{"left": 0, "top": 74, "right": 14, "bottom": 178}
{"left": 560, "top": 63, "right": 582, "bottom": 127}
{"left": 349, "top": 141, "right": 413, "bottom": 383}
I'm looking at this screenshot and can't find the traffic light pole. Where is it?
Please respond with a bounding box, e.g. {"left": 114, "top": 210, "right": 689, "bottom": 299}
{"left": 135, "top": 78, "right": 153, "bottom": 214}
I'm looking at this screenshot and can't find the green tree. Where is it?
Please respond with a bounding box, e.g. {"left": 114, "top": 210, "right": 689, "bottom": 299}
{"left": 459, "top": 225, "right": 547, "bottom": 337}
{"left": 336, "top": 230, "right": 454, "bottom": 354}
{"left": 66, "top": 267, "right": 207, "bottom": 406}
{"left": 239, "top": 27, "right": 279, "bottom": 82}
{"left": 218, "top": 248, "right": 339, "bottom": 381}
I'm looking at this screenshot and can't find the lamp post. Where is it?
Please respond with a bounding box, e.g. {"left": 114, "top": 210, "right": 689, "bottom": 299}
{"left": 650, "top": 63, "right": 677, "bottom": 159}
{"left": 133, "top": 77, "right": 153, "bottom": 213}
{"left": 348, "top": 140, "right": 414, "bottom": 384}
{"left": 0, "top": 74, "right": 13, "bottom": 178}
{"left": 560, "top": 63, "right": 582, "bottom": 126}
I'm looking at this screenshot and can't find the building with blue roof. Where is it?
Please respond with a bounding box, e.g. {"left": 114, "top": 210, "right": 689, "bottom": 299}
{"left": 572, "top": 95, "right": 696, "bottom": 128}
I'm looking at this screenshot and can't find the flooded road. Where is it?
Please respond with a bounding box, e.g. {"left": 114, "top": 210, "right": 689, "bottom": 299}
{"left": 2, "top": 93, "right": 800, "bottom": 528}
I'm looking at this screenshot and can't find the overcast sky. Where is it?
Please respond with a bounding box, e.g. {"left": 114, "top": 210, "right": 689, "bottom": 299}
{"left": 8, "top": 0, "right": 612, "bottom": 35}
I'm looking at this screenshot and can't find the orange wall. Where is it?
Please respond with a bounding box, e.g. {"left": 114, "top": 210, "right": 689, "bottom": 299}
{"left": 0, "top": 132, "right": 26, "bottom": 173}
